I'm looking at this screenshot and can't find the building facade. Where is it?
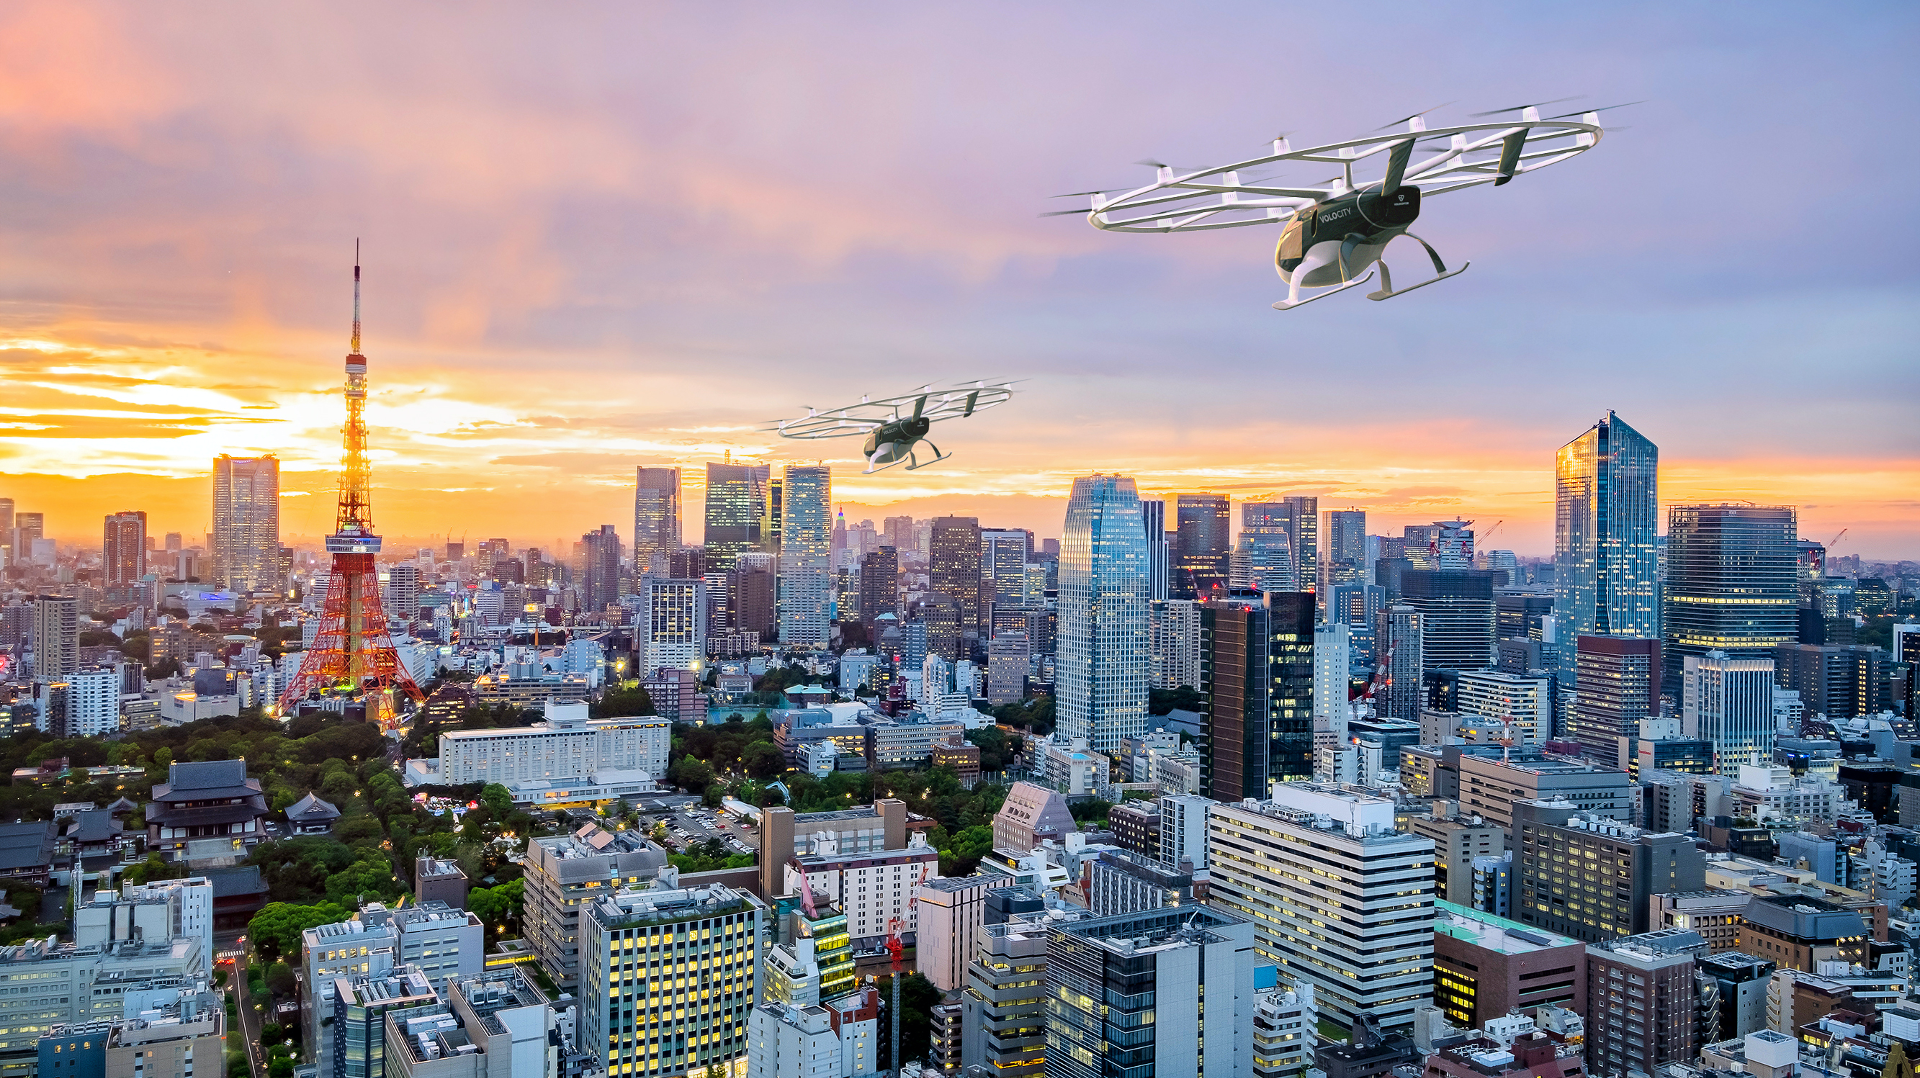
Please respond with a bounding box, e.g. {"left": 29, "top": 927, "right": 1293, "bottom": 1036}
{"left": 1553, "top": 413, "right": 1659, "bottom": 690}
{"left": 1663, "top": 504, "right": 1798, "bottom": 689}
{"left": 212, "top": 454, "right": 280, "bottom": 592}
{"left": 1056, "top": 476, "right": 1150, "bottom": 754}
{"left": 779, "top": 465, "right": 833, "bottom": 647}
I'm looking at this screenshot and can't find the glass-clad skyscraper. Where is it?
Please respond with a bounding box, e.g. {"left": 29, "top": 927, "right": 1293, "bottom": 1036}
{"left": 1553, "top": 412, "right": 1660, "bottom": 680}
{"left": 777, "top": 465, "right": 831, "bottom": 646}
{"left": 1173, "top": 494, "right": 1230, "bottom": 598}
{"left": 704, "top": 462, "right": 768, "bottom": 571}
{"left": 213, "top": 454, "right": 280, "bottom": 592}
{"left": 1058, "top": 475, "right": 1150, "bottom": 753}
{"left": 632, "top": 467, "right": 681, "bottom": 575}
{"left": 1663, "top": 504, "right": 1798, "bottom": 689}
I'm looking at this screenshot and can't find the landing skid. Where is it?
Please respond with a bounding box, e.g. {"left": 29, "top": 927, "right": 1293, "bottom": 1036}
{"left": 1272, "top": 269, "right": 1376, "bottom": 311}
{"left": 904, "top": 442, "right": 950, "bottom": 471}
{"left": 1368, "top": 234, "right": 1469, "bottom": 302}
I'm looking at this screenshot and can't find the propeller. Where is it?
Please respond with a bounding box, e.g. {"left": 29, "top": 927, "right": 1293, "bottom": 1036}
{"left": 1376, "top": 103, "right": 1452, "bottom": 131}
{"left": 1051, "top": 189, "right": 1110, "bottom": 198}
{"left": 1548, "top": 100, "right": 1644, "bottom": 119}
{"left": 1038, "top": 208, "right": 1093, "bottom": 218}
{"left": 1471, "top": 96, "right": 1581, "bottom": 117}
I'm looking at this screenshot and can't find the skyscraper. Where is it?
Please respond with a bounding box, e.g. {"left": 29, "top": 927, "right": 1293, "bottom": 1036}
{"left": 102, "top": 511, "right": 147, "bottom": 588}
{"left": 1567, "top": 635, "right": 1661, "bottom": 765}
{"left": 929, "top": 517, "right": 984, "bottom": 637}
{"left": 633, "top": 467, "right": 681, "bottom": 575}
{"left": 1663, "top": 504, "right": 1798, "bottom": 690}
{"left": 1382, "top": 605, "right": 1424, "bottom": 720}
{"left": 1237, "top": 501, "right": 1295, "bottom": 593}
{"left": 0, "top": 498, "right": 13, "bottom": 566}
{"left": 981, "top": 529, "right": 1028, "bottom": 625}
{"left": 1058, "top": 476, "right": 1150, "bottom": 753}
{"left": 580, "top": 525, "right": 622, "bottom": 613}
{"left": 1554, "top": 412, "right": 1660, "bottom": 686}
{"left": 1201, "top": 591, "right": 1315, "bottom": 801}
{"left": 1400, "top": 569, "right": 1499, "bottom": 674}
{"left": 1683, "top": 652, "right": 1776, "bottom": 771}
{"left": 858, "top": 546, "right": 899, "bottom": 626}
{"left": 1140, "top": 498, "right": 1170, "bottom": 601}
{"left": 212, "top": 454, "right": 280, "bottom": 592}
{"left": 703, "top": 462, "right": 768, "bottom": 571}
{"left": 777, "top": 465, "right": 832, "bottom": 646}
{"left": 1244, "top": 497, "right": 1319, "bottom": 592}
{"left": 1322, "top": 508, "right": 1367, "bottom": 593}
{"left": 1173, "top": 494, "right": 1230, "bottom": 598}
{"left": 644, "top": 577, "right": 708, "bottom": 673}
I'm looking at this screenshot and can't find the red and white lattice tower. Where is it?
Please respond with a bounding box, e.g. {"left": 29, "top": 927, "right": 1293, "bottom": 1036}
{"left": 280, "top": 245, "right": 425, "bottom": 730}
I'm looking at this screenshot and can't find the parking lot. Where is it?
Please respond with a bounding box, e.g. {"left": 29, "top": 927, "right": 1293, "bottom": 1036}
{"left": 658, "top": 805, "right": 757, "bottom": 856}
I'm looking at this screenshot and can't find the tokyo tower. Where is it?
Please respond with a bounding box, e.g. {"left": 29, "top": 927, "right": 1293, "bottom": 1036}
{"left": 280, "top": 245, "right": 425, "bottom": 729}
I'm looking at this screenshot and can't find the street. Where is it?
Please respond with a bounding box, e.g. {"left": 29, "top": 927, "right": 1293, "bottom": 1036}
{"left": 224, "top": 935, "right": 267, "bottom": 1078}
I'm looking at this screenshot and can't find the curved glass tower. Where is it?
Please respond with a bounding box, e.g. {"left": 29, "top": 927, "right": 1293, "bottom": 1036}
{"left": 1058, "top": 475, "right": 1150, "bottom": 753}
{"left": 1554, "top": 412, "right": 1660, "bottom": 694}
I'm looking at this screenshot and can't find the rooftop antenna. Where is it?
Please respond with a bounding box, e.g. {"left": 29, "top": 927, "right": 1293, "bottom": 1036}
{"left": 351, "top": 239, "right": 362, "bottom": 356}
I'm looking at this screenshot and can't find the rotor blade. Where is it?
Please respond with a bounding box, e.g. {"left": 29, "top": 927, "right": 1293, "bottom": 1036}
{"left": 1375, "top": 102, "right": 1452, "bottom": 131}
{"left": 912, "top": 395, "right": 928, "bottom": 419}
{"left": 1472, "top": 96, "right": 1581, "bottom": 117}
{"left": 1381, "top": 138, "right": 1415, "bottom": 196}
{"left": 1493, "top": 129, "right": 1528, "bottom": 185}
{"left": 1548, "top": 100, "right": 1644, "bottom": 119}
{"left": 1051, "top": 189, "right": 1109, "bottom": 198}
{"left": 1038, "top": 208, "right": 1091, "bottom": 217}
{"left": 1134, "top": 158, "right": 1168, "bottom": 168}
{"left": 964, "top": 390, "right": 980, "bottom": 417}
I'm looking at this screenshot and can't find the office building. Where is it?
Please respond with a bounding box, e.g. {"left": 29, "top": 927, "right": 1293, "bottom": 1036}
{"left": 857, "top": 546, "right": 898, "bottom": 626}
{"left": 1173, "top": 493, "right": 1231, "bottom": 598}
{"left": 1141, "top": 498, "right": 1170, "bottom": 601}
{"left": 1322, "top": 509, "right": 1367, "bottom": 594}
{"left": 1553, "top": 413, "right": 1660, "bottom": 689}
{"left": 1432, "top": 900, "right": 1585, "bottom": 1029}
{"left": 1736, "top": 894, "right": 1867, "bottom": 972}
{"left": 1108, "top": 800, "right": 1160, "bottom": 861}
{"left": 1405, "top": 520, "right": 1475, "bottom": 571}
{"left": 1149, "top": 599, "right": 1202, "bottom": 689}
{"left": 962, "top": 896, "right": 1086, "bottom": 1078}
{"left": 39, "top": 983, "right": 225, "bottom": 1078}
{"left": 1663, "top": 505, "right": 1798, "bottom": 688}
{"left": 33, "top": 595, "right": 79, "bottom": 679}
{"left": 983, "top": 529, "right": 1029, "bottom": 618}
{"left": 1057, "top": 476, "right": 1150, "bottom": 754}
{"left": 0, "top": 932, "right": 207, "bottom": 1075}
{"left": 746, "top": 993, "right": 881, "bottom": 1078}
{"left": 1566, "top": 635, "right": 1661, "bottom": 766}
{"left": 327, "top": 967, "right": 441, "bottom": 1078}
{"left": 1043, "top": 905, "right": 1257, "bottom": 1078}
{"left": 915, "top": 875, "right": 995, "bottom": 993}
{"left": 1159, "top": 794, "right": 1211, "bottom": 871}
{"left": 1249, "top": 497, "right": 1318, "bottom": 592}
{"left": 1086, "top": 849, "right": 1198, "bottom": 917}
{"left": 778, "top": 465, "right": 832, "bottom": 646}
{"left": 705, "top": 462, "right": 769, "bottom": 571}
{"left": 1313, "top": 622, "right": 1352, "bottom": 745}
{"left": 383, "top": 968, "right": 559, "bottom": 1078}
{"left": 1512, "top": 799, "right": 1705, "bottom": 943}
{"left": 102, "top": 512, "right": 147, "bottom": 588}
{"left": 1455, "top": 671, "right": 1552, "bottom": 746}
{"left": 522, "top": 825, "right": 669, "bottom": 991}
{"left": 579, "top": 884, "right": 763, "bottom": 1077}
{"left": 1773, "top": 643, "right": 1892, "bottom": 720}
{"left": 757, "top": 802, "right": 910, "bottom": 902}
{"left": 574, "top": 525, "right": 618, "bottom": 613}
{"left": 1401, "top": 570, "right": 1498, "bottom": 674}
{"left": 1207, "top": 784, "right": 1436, "bottom": 1030}
{"left": 1409, "top": 810, "right": 1506, "bottom": 907}
{"left": 1330, "top": 581, "right": 1386, "bottom": 667}
{"left": 1583, "top": 936, "right": 1698, "bottom": 1078}
{"left": 1201, "top": 591, "right": 1314, "bottom": 801}
{"left": 301, "top": 903, "right": 483, "bottom": 1056}
{"left": 992, "top": 782, "right": 1075, "bottom": 854}
{"left": 1457, "top": 753, "right": 1632, "bottom": 835}
{"left": 1699, "top": 952, "right": 1778, "bottom": 1041}
{"left": 1684, "top": 652, "right": 1777, "bottom": 772}
{"left": 632, "top": 467, "right": 681, "bottom": 575}
{"left": 212, "top": 454, "right": 280, "bottom": 592}
{"left": 929, "top": 517, "right": 984, "bottom": 636}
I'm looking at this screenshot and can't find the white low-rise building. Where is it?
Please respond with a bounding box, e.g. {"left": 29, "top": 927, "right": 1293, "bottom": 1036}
{"left": 431, "top": 699, "right": 671, "bottom": 789}
{"left": 784, "top": 835, "right": 941, "bottom": 947}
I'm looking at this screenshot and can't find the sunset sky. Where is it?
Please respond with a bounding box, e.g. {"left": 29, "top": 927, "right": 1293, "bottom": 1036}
{"left": 2, "top": 4, "right": 1915, "bottom": 558}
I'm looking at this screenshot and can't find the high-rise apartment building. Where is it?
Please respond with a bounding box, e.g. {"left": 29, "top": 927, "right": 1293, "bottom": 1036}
{"left": 643, "top": 578, "right": 707, "bottom": 673}
{"left": 1664, "top": 504, "right": 1798, "bottom": 689}
{"left": 1321, "top": 509, "right": 1366, "bottom": 593}
{"left": 102, "top": 511, "right": 147, "bottom": 587}
{"left": 632, "top": 467, "right": 681, "bottom": 575}
{"left": 384, "top": 562, "right": 421, "bottom": 622}
{"left": 33, "top": 595, "right": 78, "bottom": 678}
{"left": 777, "top": 465, "right": 832, "bottom": 646}
{"left": 1206, "top": 784, "right": 1436, "bottom": 1030}
{"left": 1554, "top": 413, "right": 1660, "bottom": 688}
{"left": 1148, "top": 599, "right": 1201, "bottom": 690}
{"left": 1566, "top": 635, "right": 1661, "bottom": 766}
{"left": 1684, "top": 652, "right": 1777, "bottom": 771}
{"left": 579, "top": 526, "right": 622, "bottom": 613}
{"left": 212, "top": 454, "right": 280, "bottom": 592}
{"left": 1583, "top": 936, "right": 1700, "bottom": 1077}
{"left": 1174, "top": 494, "right": 1231, "bottom": 598}
{"left": 1057, "top": 476, "right": 1149, "bottom": 753}
{"left": 927, "top": 516, "right": 984, "bottom": 637}
{"left": 704, "top": 462, "right": 768, "bottom": 571}
{"left": 579, "top": 884, "right": 763, "bottom": 1078}
{"left": 1043, "top": 905, "right": 1257, "bottom": 1078}
{"left": 1381, "top": 605, "right": 1424, "bottom": 720}
{"left": 1200, "top": 592, "right": 1314, "bottom": 802}
{"left": 1141, "top": 498, "right": 1170, "bottom": 601}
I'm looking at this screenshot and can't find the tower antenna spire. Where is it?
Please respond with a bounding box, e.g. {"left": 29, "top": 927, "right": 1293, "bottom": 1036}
{"left": 352, "top": 238, "right": 362, "bottom": 355}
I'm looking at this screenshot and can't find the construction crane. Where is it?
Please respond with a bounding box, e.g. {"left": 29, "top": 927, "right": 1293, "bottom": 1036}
{"left": 1828, "top": 528, "right": 1849, "bottom": 550}
{"left": 1481, "top": 519, "right": 1505, "bottom": 543}
{"left": 1351, "top": 640, "right": 1397, "bottom": 710}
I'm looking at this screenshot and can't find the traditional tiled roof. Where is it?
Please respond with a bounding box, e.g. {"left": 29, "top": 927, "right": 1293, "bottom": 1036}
{"left": 286, "top": 792, "right": 342, "bottom": 823}
{"left": 0, "top": 823, "right": 56, "bottom": 872}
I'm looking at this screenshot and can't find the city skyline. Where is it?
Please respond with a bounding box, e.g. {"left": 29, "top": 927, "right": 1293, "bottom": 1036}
{"left": 0, "top": 6, "right": 1914, "bottom": 558}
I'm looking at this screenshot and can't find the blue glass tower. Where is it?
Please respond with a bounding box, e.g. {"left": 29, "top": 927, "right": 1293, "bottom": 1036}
{"left": 1058, "top": 475, "right": 1150, "bottom": 753}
